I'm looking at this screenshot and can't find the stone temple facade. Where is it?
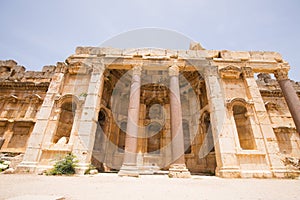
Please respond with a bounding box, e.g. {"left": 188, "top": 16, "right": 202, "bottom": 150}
{"left": 0, "top": 43, "right": 300, "bottom": 178}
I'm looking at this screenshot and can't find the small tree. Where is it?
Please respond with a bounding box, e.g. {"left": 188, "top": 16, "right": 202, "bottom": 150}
{"left": 46, "top": 153, "right": 78, "bottom": 175}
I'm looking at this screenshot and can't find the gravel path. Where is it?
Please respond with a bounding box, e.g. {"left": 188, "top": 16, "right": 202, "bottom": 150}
{"left": 0, "top": 174, "right": 299, "bottom": 200}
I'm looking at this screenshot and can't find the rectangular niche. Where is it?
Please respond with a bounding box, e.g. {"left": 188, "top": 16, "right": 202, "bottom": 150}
{"left": 7, "top": 121, "right": 34, "bottom": 150}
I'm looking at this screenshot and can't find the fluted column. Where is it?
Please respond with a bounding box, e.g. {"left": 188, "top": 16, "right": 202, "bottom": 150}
{"left": 274, "top": 69, "right": 300, "bottom": 133}
{"left": 168, "top": 65, "right": 191, "bottom": 178}
{"left": 118, "top": 66, "right": 142, "bottom": 177}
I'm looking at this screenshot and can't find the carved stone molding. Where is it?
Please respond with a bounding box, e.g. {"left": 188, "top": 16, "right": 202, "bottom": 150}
{"left": 93, "top": 62, "right": 106, "bottom": 74}
{"left": 259, "top": 89, "right": 283, "bottom": 97}
{"left": 168, "top": 64, "right": 179, "bottom": 76}
{"left": 54, "top": 93, "right": 84, "bottom": 107}
{"left": 24, "top": 94, "right": 42, "bottom": 104}
{"left": 274, "top": 69, "right": 289, "bottom": 81}
{"left": 68, "top": 62, "right": 92, "bottom": 75}
{"left": 0, "top": 82, "right": 49, "bottom": 91}
{"left": 219, "top": 65, "right": 241, "bottom": 79}
{"left": 226, "top": 97, "right": 254, "bottom": 109}
{"left": 0, "top": 95, "right": 18, "bottom": 103}
{"left": 273, "top": 126, "right": 296, "bottom": 134}
{"left": 265, "top": 101, "right": 280, "bottom": 111}
{"left": 241, "top": 67, "right": 254, "bottom": 78}
{"left": 132, "top": 65, "right": 142, "bottom": 76}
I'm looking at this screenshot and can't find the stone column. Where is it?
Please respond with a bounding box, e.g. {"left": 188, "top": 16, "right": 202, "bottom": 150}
{"left": 274, "top": 69, "right": 300, "bottom": 133}
{"left": 118, "top": 66, "right": 142, "bottom": 177}
{"left": 168, "top": 65, "right": 191, "bottom": 178}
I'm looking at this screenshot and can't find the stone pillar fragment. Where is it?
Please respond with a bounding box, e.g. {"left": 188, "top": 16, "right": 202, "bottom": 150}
{"left": 242, "top": 67, "right": 283, "bottom": 178}
{"left": 72, "top": 62, "right": 105, "bottom": 174}
{"left": 168, "top": 65, "right": 191, "bottom": 178}
{"left": 17, "top": 71, "right": 65, "bottom": 173}
{"left": 275, "top": 69, "right": 300, "bottom": 133}
{"left": 204, "top": 66, "right": 236, "bottom": 177}
{"left": 118, "top": 66, "right": 142, "bottom": 177}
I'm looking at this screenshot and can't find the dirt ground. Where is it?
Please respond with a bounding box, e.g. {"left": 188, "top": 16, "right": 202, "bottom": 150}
{"left": 0, "top": 173, "right": 299, "bottom": 200}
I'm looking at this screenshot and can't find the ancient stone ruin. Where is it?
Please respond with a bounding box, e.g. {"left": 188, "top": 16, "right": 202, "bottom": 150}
{"left": 0, "top": 43, "right": 299, "bottom": 178}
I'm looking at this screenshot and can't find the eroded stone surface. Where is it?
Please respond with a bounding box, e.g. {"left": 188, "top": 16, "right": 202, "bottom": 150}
{"left": 0, "top": 43, "right": 299, "bottom": 178}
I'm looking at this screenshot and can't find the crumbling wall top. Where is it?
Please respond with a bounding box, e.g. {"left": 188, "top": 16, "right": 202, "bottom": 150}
{"left": 72, "top": 46, "right": 284, "bottom": 64}
{"left": 0, "top": 60, "right": 56, "bottom": 83}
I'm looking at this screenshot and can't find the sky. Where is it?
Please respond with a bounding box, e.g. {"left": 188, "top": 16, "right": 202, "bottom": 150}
{"left": 0, "top": 0, "right": 299, "bottom": 81}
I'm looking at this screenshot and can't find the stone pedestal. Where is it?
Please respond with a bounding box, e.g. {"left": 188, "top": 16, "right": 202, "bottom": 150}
{"left": 168, "top": 65, "right": 191, "bottom": 178}
{"left": 118, "top": 66, "right": 142, "bottom": 177}
{"left": 168, "top": 164, "right": 191, "bottom": 178}
{"left": 118, "top": 163, "right": 139, "bottom": 177}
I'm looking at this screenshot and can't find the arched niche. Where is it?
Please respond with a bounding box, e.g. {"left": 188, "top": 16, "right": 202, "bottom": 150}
{"left": 52, "top": 101, "right": 77, "bottom": 144}
{"left": 147, "top": 122, "right": 162, "bottom": 154}
{"left": 232, "top": 104, "right": 256, "bottom": 150}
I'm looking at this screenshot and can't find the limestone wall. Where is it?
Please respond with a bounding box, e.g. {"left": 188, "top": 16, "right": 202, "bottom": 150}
{"left": 0, "top": 60, "right": 54, "bottom": 153}
{"left": 257, "top": 73, "right": 300, "bottom": 159}
{"left": 1, "top": 45, "right": 299, "bottom": 178}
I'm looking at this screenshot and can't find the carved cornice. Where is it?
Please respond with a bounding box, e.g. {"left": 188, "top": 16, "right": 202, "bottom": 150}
{"left": 259, "top": 89, "right": 283, "bottom": 97}
{"left": 219, "top": 65, "right": 241, "bottom": 79}
{"left": 0, "top": 82, "right": 49, "bottom": 91}
{"left": 0, "top": 94, "right": 43, "bottom": 104}
{"left": 273, "top": 126, "right": 296, "bottom": 134}
{"left": 68, "top": 61, "right": 92, "bottom": 75}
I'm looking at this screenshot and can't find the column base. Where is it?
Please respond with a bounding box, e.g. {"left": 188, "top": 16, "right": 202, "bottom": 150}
{"left": 118, "top": 163, "right": 139, "bottom": 177}
{"left": 168, "top": 164, "right": 191, "bottom": 178}
{"left": 271, "top": 167, "right": 300, "bottom": 179}
{"left": 15, "top": 161, "right": 38, "bottom": 173}
{"left": 74, "top": 163, "right": 91, "bottom": 175}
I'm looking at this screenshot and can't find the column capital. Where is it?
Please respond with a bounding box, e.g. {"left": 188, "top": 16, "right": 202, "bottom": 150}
{"left": 168, "top": 65, "right": 180, "bottom": 76}
{"left": 204, "top": 66, "right": 218, "bottom": 77}
{"left": 92, "top": 63, "right": 105, "bottom": 74}
{"left": 241, "top": 67, "right": 254, "bottom": 78}
{"left": 274, "top": 69, "right": 289, "bottom": 81}
{"left": 132, "top": 65, "right": 142, "bottom": 76}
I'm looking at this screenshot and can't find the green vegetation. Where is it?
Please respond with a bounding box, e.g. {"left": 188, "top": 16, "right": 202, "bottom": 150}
{"left": 0, "top": 160, "right": 9, "bottom": 172}
{"left": 84, "top": 164, "right": 97, "bottom": 175}
{"left": 46, "top": 153, "right": 78, "bottom": 176}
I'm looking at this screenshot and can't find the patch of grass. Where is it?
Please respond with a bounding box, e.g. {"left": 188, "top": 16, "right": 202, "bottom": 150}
{"left": 84, "top": 164, "right": 96, "bottom": 175}
{"left": 46, "top": 153, "right": 78, "bottom": 176}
